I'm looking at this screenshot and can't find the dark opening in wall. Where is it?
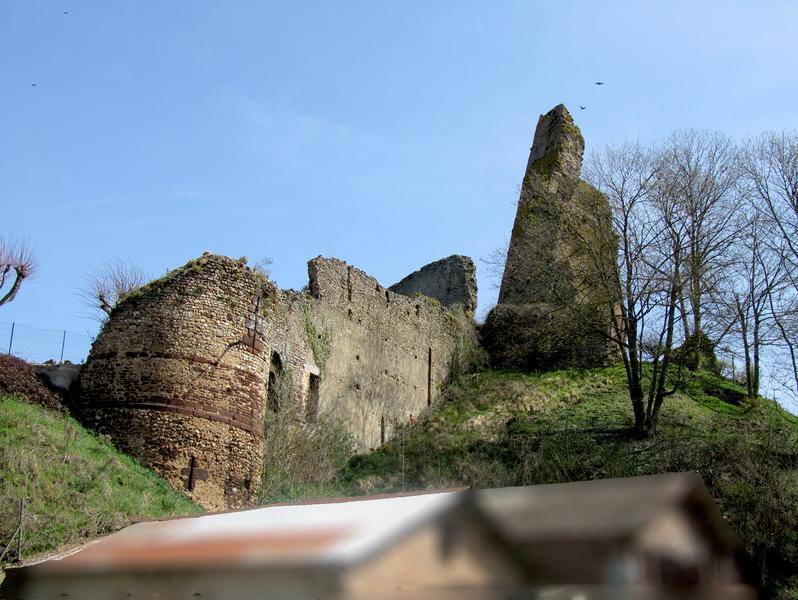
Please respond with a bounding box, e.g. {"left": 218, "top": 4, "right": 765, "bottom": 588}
{"left": 306, "top": 373, "right": 321, "bottom": 422}
{"left": 385, "top": 290, "right": 390, "bottom": 306}
{"left": 267, "top": 351, "right": 283, "bottom": 413}
{"left": 427, "top": 347, "right": 433, "bottom": 406}
{"left": 184, "top": 456, "right": 206, "bottom": 491}
{"left": 347, "top": 266, "right": 353, "bottom": 302}
{"left": 380, "top": 414, "right": 386, "bottom": 445}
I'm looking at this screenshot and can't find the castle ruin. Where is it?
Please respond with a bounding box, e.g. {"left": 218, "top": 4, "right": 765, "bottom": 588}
{"left": 77, "top": 254, "right": 476, "bottom": 510}
{"left": 75, "top": 104, "right": 614, "bottom": 510}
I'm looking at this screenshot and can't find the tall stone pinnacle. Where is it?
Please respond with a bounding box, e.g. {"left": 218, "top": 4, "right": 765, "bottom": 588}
{"left": 483, "top": 104, "right": 616, "bottom": 371}
{"left": 498, "top": 104, "right": 585, "bottom": 306}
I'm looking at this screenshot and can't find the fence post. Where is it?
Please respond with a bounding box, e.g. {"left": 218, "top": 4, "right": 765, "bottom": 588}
{"left": 7, "top": 322, "right": 14, "bottom": 355}
{"left": 17, "top": 497, "right": 24, "bottom": 563}
{"left": 60, "top": 330, "right": 67, "bottom": 363}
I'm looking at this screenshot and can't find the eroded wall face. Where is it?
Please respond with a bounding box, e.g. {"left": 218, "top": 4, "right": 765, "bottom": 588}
{"left": 78, "top": 255, "right": 277, "bottom": 510}
{"left": 271, "top": 258, "right": 461, "bottom": 450}
{"left": 486, "top": 104, "right": 616, "bottom": 371}
{"left": 389, "top": 255, "right": 478, "bottom": 313}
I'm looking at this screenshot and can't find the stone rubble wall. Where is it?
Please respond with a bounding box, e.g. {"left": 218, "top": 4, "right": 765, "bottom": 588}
{"left": 300, "top": 257, "right": 462, "bottom": 449}
{"left": 389, "top": 255, "right": 478, "bottom": 313}
{"left": 77, "top": 254, "right": 277, "bottom": 511}
{"left": 486, "top": 104, "right": 616, "bottom": 370}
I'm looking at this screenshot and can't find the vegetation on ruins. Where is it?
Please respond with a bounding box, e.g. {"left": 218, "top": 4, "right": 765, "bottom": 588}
{"left": 299, "top": 301, "right": 333, "bottom": 373}
{"left": 260, "top": 409, "right": 356, "bottom": 504}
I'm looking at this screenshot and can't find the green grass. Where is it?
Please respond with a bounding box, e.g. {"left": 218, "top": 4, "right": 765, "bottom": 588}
{"left": 331, "top": 365, "right": 798, "bottom": 598}
{"left": 3, "top": 364, "right": 798, "bottom": 596}
{"left": 0, "top": 394, "right": 202, "bottom": 562}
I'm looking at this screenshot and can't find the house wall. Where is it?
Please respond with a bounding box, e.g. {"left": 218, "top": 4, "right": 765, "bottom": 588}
{"left": 346, "top": 509, "right": 525, "bottom": 594}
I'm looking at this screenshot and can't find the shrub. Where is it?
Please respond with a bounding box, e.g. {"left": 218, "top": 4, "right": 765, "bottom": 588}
{"left": 260, "top": 412, "right": 355, "bottom": 503}
{"left": 0, "top": 355, "right": 62, "bottom": 410}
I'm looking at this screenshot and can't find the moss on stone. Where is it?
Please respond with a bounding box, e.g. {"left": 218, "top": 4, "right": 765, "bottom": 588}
{"left": 113, "top": 253, "right": 273, "bottom": 316}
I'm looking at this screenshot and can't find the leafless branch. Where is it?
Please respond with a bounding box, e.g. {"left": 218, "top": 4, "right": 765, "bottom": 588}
{"left": 0, "top": 236, "right": 37, "bottom": 307}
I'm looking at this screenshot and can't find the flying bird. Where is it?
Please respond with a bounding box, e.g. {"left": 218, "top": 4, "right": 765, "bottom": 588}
{"left": 64, "top": 11, "right": 68, "bottom": 14}
{"left": 595, "top": 81, "right": 604, "bottom": 85}
{"left": 580, "top": 105, "right": 586, "bottom": 110}
{"left": 30, "top": 83, "right": 37, "bottom": 87}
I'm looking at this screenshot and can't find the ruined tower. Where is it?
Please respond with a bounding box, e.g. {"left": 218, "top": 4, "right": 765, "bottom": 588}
{"left": 483, "top": 104, "right": 616, "bottom": 370}
{"left": 77, "top": 254, "right": 278, "bottom": 510}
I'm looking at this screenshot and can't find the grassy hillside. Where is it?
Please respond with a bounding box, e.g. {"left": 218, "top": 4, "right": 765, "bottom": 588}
{"left": 332, "top": 366, "right": 798, "bottom": 597}
{"left": 0, "top": 394, "right": 202, "bottom": 563}
{"left": 1, "top": 359, "right": 796, "bottom": 596}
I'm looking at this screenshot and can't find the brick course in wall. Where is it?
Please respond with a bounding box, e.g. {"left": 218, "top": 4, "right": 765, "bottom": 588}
{"left": 77, "top": 254, "right": 277, "bottom": 511}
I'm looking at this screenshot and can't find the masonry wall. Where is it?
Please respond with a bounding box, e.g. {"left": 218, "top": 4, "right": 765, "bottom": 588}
{"left": 484, "top": 104, "right": 616, "bottom": 371}
{"left": 389, "top": 255, "right": 478, "bottom": 313}
{"left": 78, "top": 253, "right": 471, "bottom": 509}
{"left": 271, "top": 257, "right": 463, "bottom": 450}
{"left": 77, "top": 254, "right": 277, "bottom": 511}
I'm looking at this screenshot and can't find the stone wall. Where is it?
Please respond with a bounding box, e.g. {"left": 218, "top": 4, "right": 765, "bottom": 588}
{"left": 484, "top": 104, "right": 616, "bottom": 370}
{"left": 389, "top": 255, "right": 478, "bottom": 313}
{"left": 303, "top": 257, "right": 462, "bottom": 448}
{"left": 78, "top": 253, "right": 472, "bottom": 509}
{"left": 77, "top": 254, "right": 277, "bottom": 511}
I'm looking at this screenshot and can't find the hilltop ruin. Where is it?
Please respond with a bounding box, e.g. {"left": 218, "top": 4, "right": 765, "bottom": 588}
{"left": 77, "top": 254, "right": 476, "bottom": 510}
{"left": 74, "top": 104, "right": 615, "bottom": 510}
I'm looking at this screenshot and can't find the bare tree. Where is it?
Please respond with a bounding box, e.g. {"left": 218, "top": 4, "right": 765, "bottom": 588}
{"left": 713, "top": 206, "right": 787, "bottom": 402}
{"left": 573, "top": 142, "right": 688, "bottom": 434}
{"left": 740, "top": 131, "right": 798, "bottom": 398}
{"left": 0, "top": 237, "right": 36, "bottom": 307}
{"left": 80, "top": 260, "right": 148, "bottom": 319}
{"left": 658, "top": 130, "right": 743, "bottom": 370}
{"left": 480, "top": 240, "right": 509, "bottom": 291}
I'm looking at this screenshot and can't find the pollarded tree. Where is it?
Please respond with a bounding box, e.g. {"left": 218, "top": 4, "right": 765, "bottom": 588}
{"left": 79, "top": 259, "right": 148, "bottom": 320}
{"left": 0, "top": 236, "right": 36, "bottom": 307}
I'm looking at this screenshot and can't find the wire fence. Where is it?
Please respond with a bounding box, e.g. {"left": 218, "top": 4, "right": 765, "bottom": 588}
{"left": 1, "top": 321, "right": 94, "bottom": 365}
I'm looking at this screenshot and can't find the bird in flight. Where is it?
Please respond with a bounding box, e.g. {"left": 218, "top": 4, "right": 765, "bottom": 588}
{"left": 30, "top": 83, "right": 37, "bottom": 87}
{"left": 64, "top": 11, "right": 68, "bottom": 14}
{"left": 595, "top": 81, "right": 605, "bottom": 85}
{"left": 580, "top": 105, "right": 586, "bottom": 110}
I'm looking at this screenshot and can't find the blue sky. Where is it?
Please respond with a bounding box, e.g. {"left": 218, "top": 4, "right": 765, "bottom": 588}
{"left": 2, "top": 1, "right": 797, "bottom": 368}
